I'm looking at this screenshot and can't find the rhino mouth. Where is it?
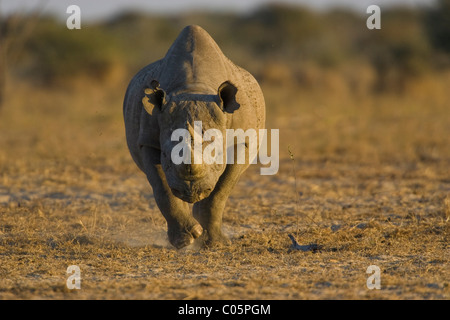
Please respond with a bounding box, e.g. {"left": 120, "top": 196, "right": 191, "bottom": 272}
{"left": 171, "top": 186, "right": 213, "bottom": 203}
{"left": 164, "top": 164, "right": 217, "bottom": 203}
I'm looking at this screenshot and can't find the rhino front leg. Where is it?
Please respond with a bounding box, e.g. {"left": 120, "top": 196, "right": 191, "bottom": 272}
{"left": 141, "top": 146, "right": 203, "bottom": 249}
{"left": 193, "top": 164, "right": 247, "bottom": 246}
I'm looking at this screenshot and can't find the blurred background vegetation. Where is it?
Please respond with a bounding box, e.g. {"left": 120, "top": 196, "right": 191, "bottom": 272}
{"left": 1, "top": 1, "right": 449, "bottom": 95}
{"left": 0, "top": 0, "right": 449, "bottom": 166}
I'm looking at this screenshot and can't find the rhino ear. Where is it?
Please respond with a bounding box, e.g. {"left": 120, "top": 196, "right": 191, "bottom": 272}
{"left": 143, "top": 80, "right": 166, "bottom": 115}
{"left": 218, "top": 81, "right": 240, "bottom": 113}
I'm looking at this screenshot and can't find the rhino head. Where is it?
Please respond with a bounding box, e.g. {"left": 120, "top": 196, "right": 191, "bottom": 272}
{"left": 142, "top": 80, "right": 240, "bottom": 203}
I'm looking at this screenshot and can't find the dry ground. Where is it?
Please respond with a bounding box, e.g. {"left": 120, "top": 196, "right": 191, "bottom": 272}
{"left": 0, "top": 76, "right": 449, "bottom": 299}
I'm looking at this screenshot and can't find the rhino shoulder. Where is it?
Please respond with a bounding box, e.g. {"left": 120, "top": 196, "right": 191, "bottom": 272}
{"left": 228, "top": 63, "right": 266, "bottom": 131}
{"left": 123, "top": 60, "right": 162, "bottom": 170}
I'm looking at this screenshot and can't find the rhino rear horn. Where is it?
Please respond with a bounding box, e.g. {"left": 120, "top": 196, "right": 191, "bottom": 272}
{"left": 218, "top": 81, "right": 240, "bottom": 113}
{"left": 143, "top": 80, "right": 167, "bottom": 115}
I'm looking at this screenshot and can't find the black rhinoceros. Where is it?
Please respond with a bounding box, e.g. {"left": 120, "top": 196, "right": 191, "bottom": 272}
{"left": 123, "top": 25, "right": 265, "bottom": 248}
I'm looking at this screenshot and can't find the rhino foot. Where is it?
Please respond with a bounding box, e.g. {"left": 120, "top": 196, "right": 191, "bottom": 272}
{"left": 168, "top": 222, "right": 203, "bottom": 249}
{"left": 202, "top": 229, "right": 231, "bottom": 248}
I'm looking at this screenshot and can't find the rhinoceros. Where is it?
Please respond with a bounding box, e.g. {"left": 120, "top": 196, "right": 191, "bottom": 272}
{"left": 123, "top": 25, "right": 265, "bottom": 248}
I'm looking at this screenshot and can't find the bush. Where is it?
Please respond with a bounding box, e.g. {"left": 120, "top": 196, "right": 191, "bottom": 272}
{"left": 426, "top": 0, "right": 450, "bottom": 54}
{"left": 23, "top": 17, "right": 119, "bottom": 85}
{"left": 357, "top": 9, "right": 432, "bottom": 92}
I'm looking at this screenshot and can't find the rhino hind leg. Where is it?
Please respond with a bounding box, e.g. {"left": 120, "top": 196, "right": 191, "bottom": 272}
{"left": 141, "top": 147, "right": 203, "bottom": 249}
{"left": 193, "top": 164, "right": 247, "bottom": 247}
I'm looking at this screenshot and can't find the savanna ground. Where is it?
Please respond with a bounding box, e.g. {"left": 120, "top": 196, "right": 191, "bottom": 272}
{"left": 0, "top": 5, "right": 449, "bottom": 300}
{"left": 1, "top": 76, "right": 448, "bottom": 300}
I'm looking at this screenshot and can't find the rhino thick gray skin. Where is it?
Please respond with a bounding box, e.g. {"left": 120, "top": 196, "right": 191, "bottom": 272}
{"left": 123, "top": 25, "right": 265, "bottom": 248}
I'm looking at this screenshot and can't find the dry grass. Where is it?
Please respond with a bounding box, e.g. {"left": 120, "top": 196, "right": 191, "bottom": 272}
{"left": 0, "top": 72, "right": 449, "bottom": 299}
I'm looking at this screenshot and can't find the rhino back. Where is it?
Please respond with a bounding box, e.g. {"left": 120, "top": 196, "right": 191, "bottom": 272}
{"left": 158, "top": 25, "right": 230, "bottom": 94}
{"left": 157, "top": 25, "right": 265, "bottom": 131}
{"left": 124, "top": 25, "right": 265, "bottom": 171}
